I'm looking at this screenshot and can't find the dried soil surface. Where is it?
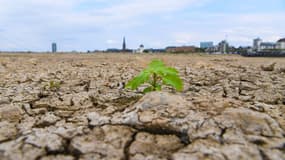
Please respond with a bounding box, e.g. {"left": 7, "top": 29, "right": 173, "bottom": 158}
{"left": 0, "top": 53, "right": 284, "bottom": 160}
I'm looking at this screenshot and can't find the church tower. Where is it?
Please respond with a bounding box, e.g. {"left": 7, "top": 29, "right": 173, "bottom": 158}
{"left": 122, "top": 37, "right": 126, "bottom": 51}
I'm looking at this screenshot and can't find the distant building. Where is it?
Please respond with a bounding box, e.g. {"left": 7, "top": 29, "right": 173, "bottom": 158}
{"left": 106, "top": 48, "right": 121, "bottom": 53}
{"left": 200, "top": 42, "right": 214, "bottom": 49}
{"left": 247, "top": 37, "right": 285, "bottom": 56}
{"left": 218, "top": 40, "right": 229, "bottom": 54}
{"left": 135, "top": 44, "right": 144, "bottom": 53}
{"left": 236, "top": 46, "right": 251, "bottom": 55}
{"left": 166, "top": 46, "right": 196, "bottom": 53}
{"left": 252, "top": 38, "right": 279, "bottom": 51}
{"left": 122, "top": 37, "right": 126, "bottom": 51}
{"left": 276, "top": 38, "right": 285, "bottom": 49}
{"left": 260, "top": 42, "right": 275, "bottom": 50}
{"left": 253, "top": 38, "right": 262, "bottom": 51}
{"left": 206, "top": 46, "right": 219, "bottom": 53}
{"left": 52, "top": 43, "right": 57, "bottom": 53}
{"left": 144, "top": 48, "right": 166, "bottom": 53}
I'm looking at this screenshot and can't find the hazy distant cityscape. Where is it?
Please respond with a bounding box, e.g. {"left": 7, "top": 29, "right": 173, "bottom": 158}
{"left": 35, "top": 36, "right": 285, "bottom": 57}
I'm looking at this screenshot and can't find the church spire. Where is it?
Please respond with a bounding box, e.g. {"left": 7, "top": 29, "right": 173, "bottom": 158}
{"left": 122, "top": 37, "right": 126, "bottom": 51}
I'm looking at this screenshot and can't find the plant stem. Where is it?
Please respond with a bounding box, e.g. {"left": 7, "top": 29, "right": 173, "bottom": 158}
{"left": 152, "top": 73, "right": 157, "bottom": 90}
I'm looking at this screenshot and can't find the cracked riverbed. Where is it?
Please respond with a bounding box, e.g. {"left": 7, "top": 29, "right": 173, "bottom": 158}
{"left": 0, "top": 54, "right": 284, "bottom": 160}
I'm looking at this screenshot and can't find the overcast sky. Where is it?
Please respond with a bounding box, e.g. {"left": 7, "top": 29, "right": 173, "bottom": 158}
{"left": 0, "top": 0, "right": 284, "bottom": 51}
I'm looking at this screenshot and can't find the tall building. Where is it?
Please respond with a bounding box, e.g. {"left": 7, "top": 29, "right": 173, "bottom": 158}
{"left": 253, "top": 38, "right": 262, "bottom": 51}
{"left": 122, "top": 37, "right": 126, "bottom": 51}
{"left": 52, "top": 43, "right": 57, "bottom": 53}
{"left": 200, "top": 42, "right": 214, "bottom": 49}
{"left": 276, "top": 38, "right": 285, "bottom": 49}
{"left": 218, "top": 40, "right": 229, "bottom": 54}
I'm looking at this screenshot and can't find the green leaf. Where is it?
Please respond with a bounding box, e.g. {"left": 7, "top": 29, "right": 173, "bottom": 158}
{"left": 143, "top": 86, "right": 154, "bottom": 93}
{"left": 162, "top": 74, "right": 183, "bottom": 91}
{"left": 163, "top": 67, "right": 178, "bottom": 75}
{"left": 125, "top": 59, "right": 184, "bottom": 93}
{"left": 155, "top": 67, "right": 178, "bottom": 77}
{"left": 154, "top": 84, "right": 162, "bottom": 91}
{"left": 125, "top": 70, "right": 150, "bottom": 90}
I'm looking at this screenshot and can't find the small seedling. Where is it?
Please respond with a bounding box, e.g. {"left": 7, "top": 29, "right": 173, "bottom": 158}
{"left": 44, "top": 80, "right": 61, "bottom": 91}
{"left": 125, "top": 59, "right": 183, "bottom": 93}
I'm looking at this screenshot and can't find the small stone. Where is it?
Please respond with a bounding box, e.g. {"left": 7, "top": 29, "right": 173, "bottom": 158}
{"left": 54, "top": 125, "right": 88, "bottom": 139}
{"left": 70, "top": 125, "right": 135, "bottom": 159}
{"left": 249, "top": 105, "right": 265, "bottom": 112}
{"left": 25, "top": 128, "right": 64, "bottom": 152}
{"left": 32, "top": 108, "right": 48, "bottom": 115}
{"left": 217, "top": 108, "right": 284, "bottom": 138}
{"left": 40, "top": 155, "right": 75, "bottom": 160}
{"left": 33, "top": 100, "right": 50, "bottom": 108}
{"left": 36, "top": 112, "right": 60, "bottom": 127}
{"left": 0, "top": 97, "right": 10, "bottom": 105}
{"left": 54, "top": 110, "right": 74, "bottom": 118}
{"left": 129, "top": 132, "right": 183, "bottom": 159}
{"left": 261, "top": 62, "right": 276, "bottom": 71}
{"left": 278, "top": 66, "right": 285, "bottom": 73}
{"left": 22, "top": 103, "right": 33, "bottom": 116}
{"left": 0, "top": 121, "right": 18, "bottom": 142}
{"left": 87, "top": 112, "right": 111, "bottom": 126}
{"left": 17, "top": 115, "right": 36, "bottom": 134}
{"left": 0, "top": 142, "right": 46, "bottom": 160}
{"left": 0, "top": 104, "right": 22, "bottom": 122}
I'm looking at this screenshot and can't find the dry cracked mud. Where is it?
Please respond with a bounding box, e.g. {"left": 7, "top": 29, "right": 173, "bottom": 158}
{"left": 0, "top": 53, "right": 284, "bottom": 160}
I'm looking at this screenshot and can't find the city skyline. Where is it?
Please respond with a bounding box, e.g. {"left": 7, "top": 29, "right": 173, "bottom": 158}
{"left": 0, "top": 0, "right": 285, "bottom": 51}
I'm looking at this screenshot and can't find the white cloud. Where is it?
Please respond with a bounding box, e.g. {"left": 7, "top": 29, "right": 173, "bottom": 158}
{"left": 0, "top": 0, "right": 284, "bottom": 50}
{"left": 0, "top": 0, "right": 202, "bottom": 26}
{"left": 106, "top": 40, "right": 118, "bottom": 44}
{"left": 99, "top": 0, "right": 199, "bottom": 18}
{"left": 0, "top": 0, "right": 207, "bottom": 51}
{"left": 171, "top": 12, "right": 285, "bottom": 47}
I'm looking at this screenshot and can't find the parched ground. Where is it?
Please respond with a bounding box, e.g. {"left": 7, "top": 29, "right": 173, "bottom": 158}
{"left": 0, "top": 53, "right": 284, "bottom": 160}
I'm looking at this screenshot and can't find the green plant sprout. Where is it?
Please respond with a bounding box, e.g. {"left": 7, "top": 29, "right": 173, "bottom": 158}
{"left": 44, "top": 80, "right": 61, "bottom": 91}
{"left": 125, "top": 59, "right": 183, "bottom": 93}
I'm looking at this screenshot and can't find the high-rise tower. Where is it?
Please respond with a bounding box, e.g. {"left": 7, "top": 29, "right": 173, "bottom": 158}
{"left": 122, "top": 37, "right": 126, "bottom": 51}
{"left": 52, "top": 43, "right": 57, "bottom": 53}
{"left": 253, "top": 38, "right": 262, "bottom": 52}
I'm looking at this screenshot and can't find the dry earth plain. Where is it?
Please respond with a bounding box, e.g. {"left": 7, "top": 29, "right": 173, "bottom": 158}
{"left": 0, "top": 53, "right": 284, "bottom": 160}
